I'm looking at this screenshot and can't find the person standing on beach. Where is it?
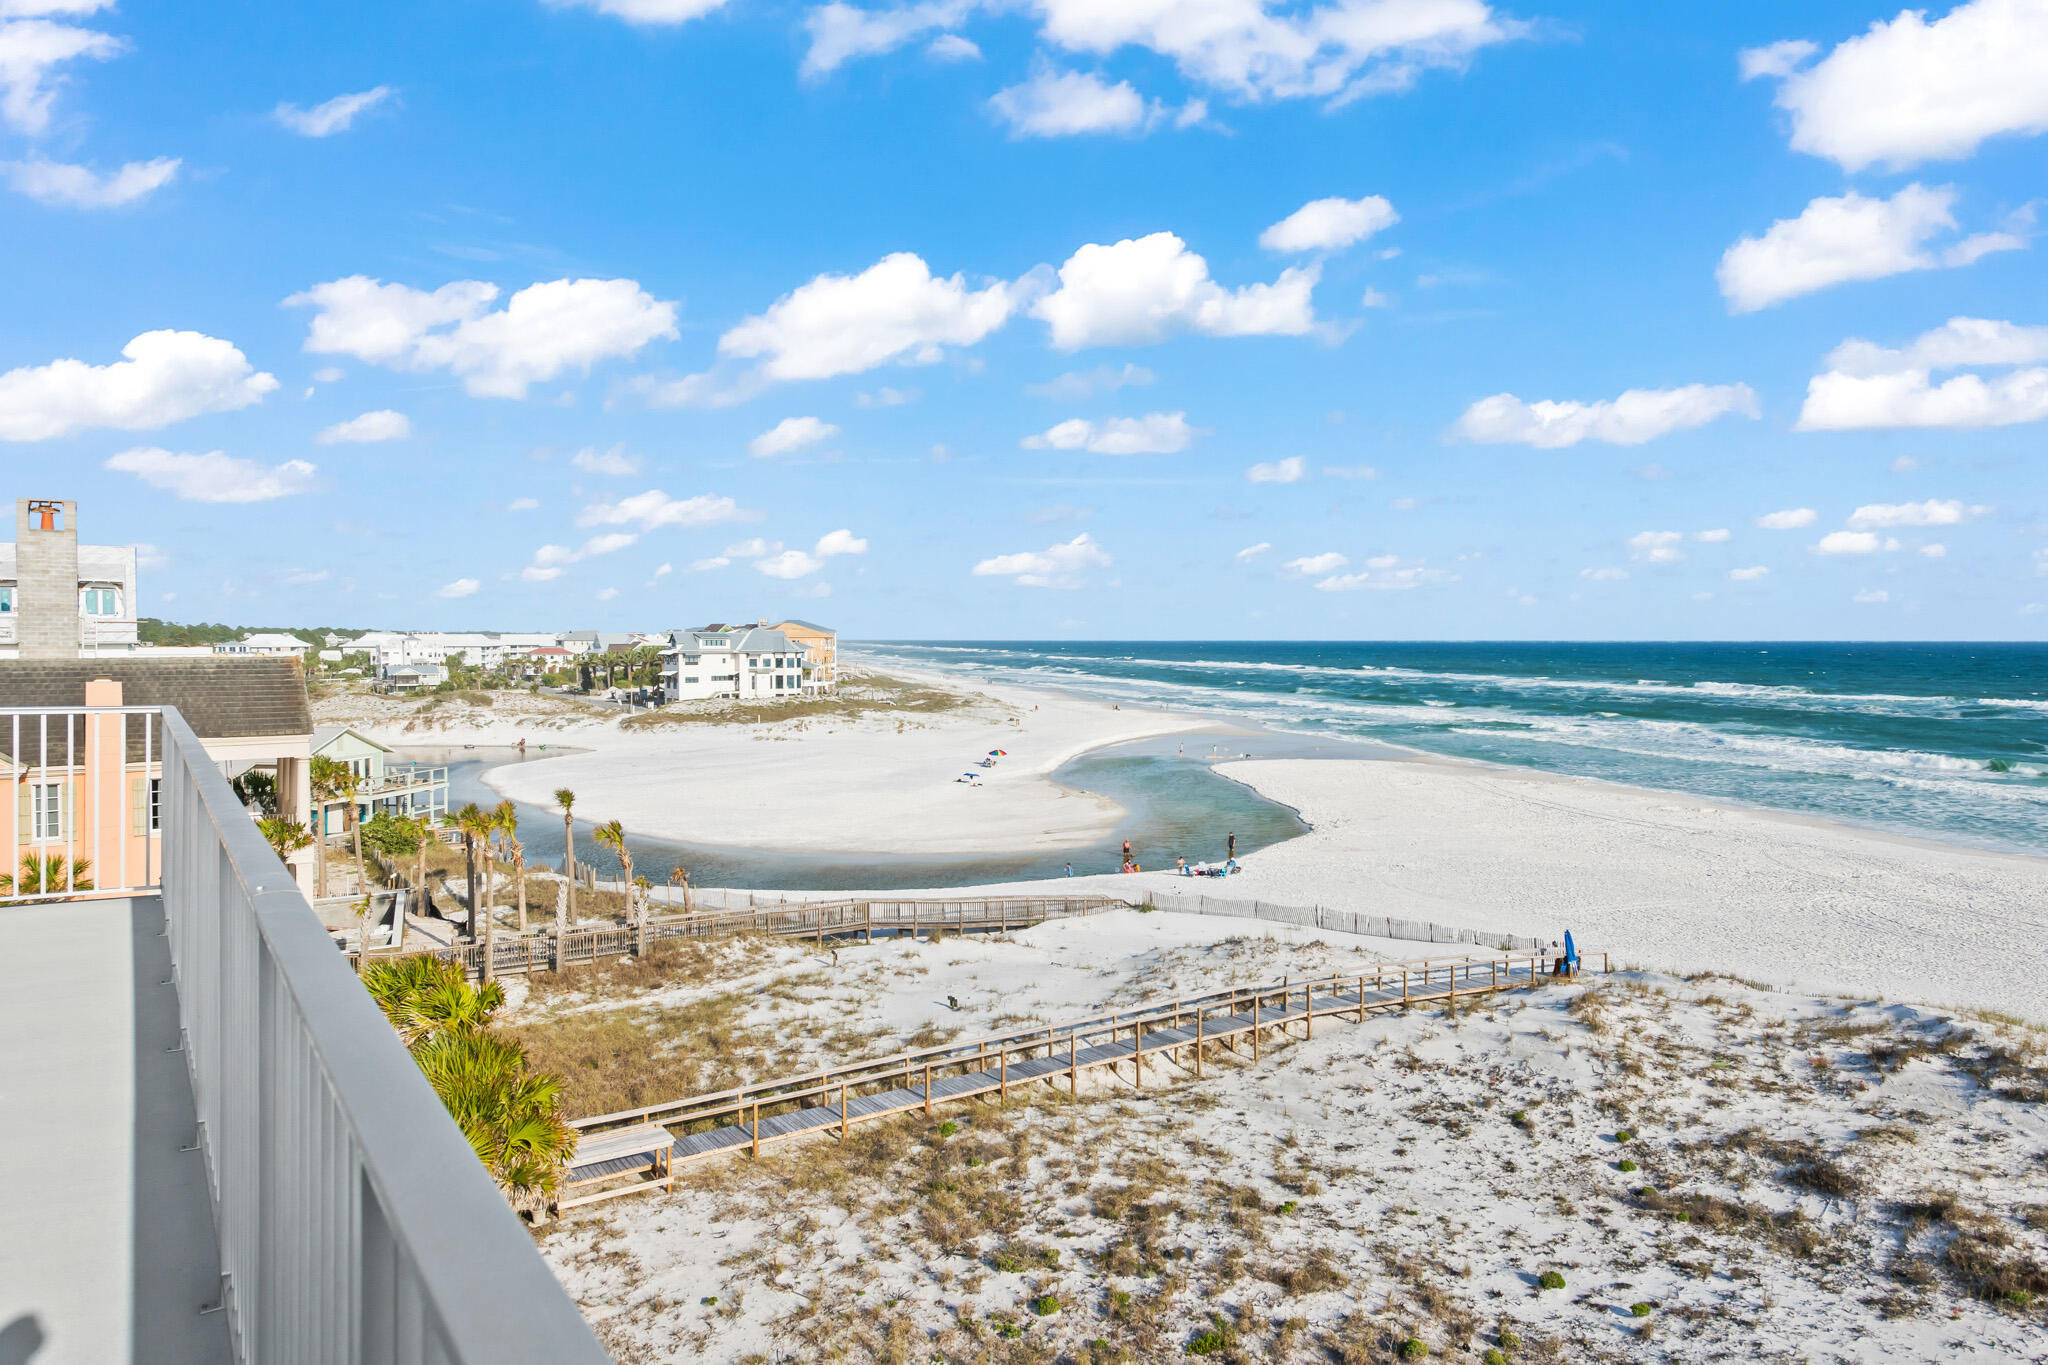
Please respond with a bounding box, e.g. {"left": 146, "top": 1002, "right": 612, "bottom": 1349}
{"left": 1065, "top": 862, "right": 1073, "bottom": 877}
{"left": 1227, "top": 832, "right": 1236, "bottom": 862}
{"left": 1122, "top": 838, "right": 1132, "bottom": 865}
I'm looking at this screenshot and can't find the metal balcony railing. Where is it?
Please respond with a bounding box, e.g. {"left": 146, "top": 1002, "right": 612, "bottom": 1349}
{"left": 146, "top": 707, "right": 609, "bottom": 1363}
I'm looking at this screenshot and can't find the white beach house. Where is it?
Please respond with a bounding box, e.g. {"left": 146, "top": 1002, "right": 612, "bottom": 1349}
{"left": 213, "top": 632, "right": 313, "bottom": 658}
{"left": 661, "top": 624, "right": 811, "bottom": 702}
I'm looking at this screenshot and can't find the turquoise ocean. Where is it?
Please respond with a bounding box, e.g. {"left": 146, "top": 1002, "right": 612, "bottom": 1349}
{"left": 854, "top": 642, "right": 2048, "bottom": 858}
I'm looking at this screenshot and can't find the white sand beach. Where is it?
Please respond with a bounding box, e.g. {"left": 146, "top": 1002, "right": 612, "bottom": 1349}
{"left": 531, "top": 913, "right": 2048, "bottom": 1364}
{"left": 324, "top": 672, "right": 2048, "bottom": 1023}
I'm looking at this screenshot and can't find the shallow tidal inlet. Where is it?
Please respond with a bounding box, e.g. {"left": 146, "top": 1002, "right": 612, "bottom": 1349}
{"left": 434, "top": 736, "right": 1308, "bottom": 890}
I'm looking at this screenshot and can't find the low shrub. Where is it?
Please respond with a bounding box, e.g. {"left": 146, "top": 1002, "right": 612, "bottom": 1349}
{"left": 1618, "top": 1159, "right": 1638, "bottom": 1173}
{"left": 1483, "top": 1352, "right": 1507, "bottom": 1365}
{"left": 937, "top": 1120, "right": 959, "bottom": 1138}
{"left": 1630, "top": 1302, "right": 1653, "bottom": 1318}
{"left": 1029, "top": 1294, "right": 1061, "bottom": 1316}
{"left": 1615, "top": 1129, "right": 1635, "bottom": 1143}
{"left": 1398, "top": 1339, "right": 1429, "bottom": 1360}
{"left": 1537, "top": 1271, "right": 1566, "bottom": 1291}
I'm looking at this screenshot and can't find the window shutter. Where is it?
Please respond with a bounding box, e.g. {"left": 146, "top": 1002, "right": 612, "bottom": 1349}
{"left": 60, "top": 783, "right": 74, "bottom": 840}
{"left": 15, "top": 784, "right": 28, "bottom": 842}
{"left": 132, "top": 777, "right": 146, "bottom": 837}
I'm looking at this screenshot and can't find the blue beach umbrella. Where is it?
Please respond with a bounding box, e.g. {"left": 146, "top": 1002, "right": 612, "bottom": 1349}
{"left": 1563, "top": 930, "right": 1578, "bottom": 967}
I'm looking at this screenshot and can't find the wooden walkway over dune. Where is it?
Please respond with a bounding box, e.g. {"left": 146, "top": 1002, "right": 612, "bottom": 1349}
{"left": 555, "top": 949, "right": 1605, "bottom": 1212}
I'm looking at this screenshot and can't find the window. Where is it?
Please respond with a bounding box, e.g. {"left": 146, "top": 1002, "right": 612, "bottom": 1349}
{"left": 684, "top": 676, "right": 699, "bottom": 684}
{"left": 0, "top": 585, "right": 12, "bottom": 612}
{"left": 81, "top": 587, "right": 120, "bottom": 616}
{"left": 148, "top": 778, "right": 161, "bottom": 833}
{"left": 30, "top": 782, "right": 63, "bottom": 841}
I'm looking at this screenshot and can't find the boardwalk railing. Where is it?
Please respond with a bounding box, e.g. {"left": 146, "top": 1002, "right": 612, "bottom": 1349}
{"left": 1137, "top": 888, "right": 1547, "bottom": 952}
{"left": 0, "top": 703, "right": 163, "bottom": 900}
{"left": 154, "top": 706, "right": 608, "bottom": 1364}
{"left": 558, "top": 949, "right": 1603, "bottom": 1208}
{"left": 376, "top": 895, "right": 1123, "bottom": 979}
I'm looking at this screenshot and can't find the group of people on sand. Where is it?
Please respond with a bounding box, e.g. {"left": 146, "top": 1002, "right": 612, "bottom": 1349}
{"left": 1113, "top": 833, "right": 1240, "bottom": 876}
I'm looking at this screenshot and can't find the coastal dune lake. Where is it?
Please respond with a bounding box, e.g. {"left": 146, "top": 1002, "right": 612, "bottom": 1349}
{"left": 859, "top": 641, "right": 2048, "bottom": 857}
{"left": 420, "top": 735, "right": 1309, "bottom": 891}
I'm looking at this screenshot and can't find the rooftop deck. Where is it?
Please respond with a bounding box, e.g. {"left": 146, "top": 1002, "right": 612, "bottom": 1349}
{"left": 0, "top": 894, "right": 229, "bottom": 1365}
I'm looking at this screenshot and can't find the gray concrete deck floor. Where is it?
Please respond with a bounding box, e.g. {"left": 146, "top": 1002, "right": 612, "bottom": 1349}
{"left": 0, "top": 895, "right": 231, "bottom": 1365}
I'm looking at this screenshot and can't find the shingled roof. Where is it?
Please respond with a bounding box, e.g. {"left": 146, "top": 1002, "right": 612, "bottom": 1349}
{"left": 0, "top": 657, "right": 312, "bottom": 765}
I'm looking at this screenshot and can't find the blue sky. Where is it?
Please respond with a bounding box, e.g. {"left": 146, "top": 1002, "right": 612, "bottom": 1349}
{"left": 1, "top": 0, "right": 2044, "bottom": 640}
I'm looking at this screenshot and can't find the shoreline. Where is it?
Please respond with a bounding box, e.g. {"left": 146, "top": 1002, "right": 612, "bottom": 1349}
{"left": 323, "top": 669, "right": 2048, "bottom": 1019}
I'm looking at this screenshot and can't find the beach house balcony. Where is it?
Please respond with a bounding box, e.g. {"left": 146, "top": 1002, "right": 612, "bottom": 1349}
{"left": 0, "top": 704, "right": 606, "bottom": 1364}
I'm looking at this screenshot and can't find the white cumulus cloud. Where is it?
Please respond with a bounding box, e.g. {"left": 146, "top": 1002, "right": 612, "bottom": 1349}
{"left": 1847, "top": 498, "right": 1977, "bottom": 529}
{"left": 1235, "top": 541, "right": 1271, "bottom": 562}
{"left": 1580, "top": 566, "right": 1629, "bottom": 581}
{"left": 545, "top": 0, "right": 731, "bottom": 24}
{"left": 1741, "top": 0, "right": 2048, "bottom": 171}
{"left": 576, "top": 489, "right": 753, "bottom": 530}
{"left": 757, "top": 550, "right": 824, "bottom": 579}
{"left": 1026, "top": 363, "right": 1155, "bottom": 399}
{"left": 435, "top": 577, "right": 479, "bottom": 598}
{"left": 1259, "top": 194, "right": 1398, "bottom": 252}
{"left": 0, "top": 16, "right": 122, "bottom": 135}
{"left": 971, "top": 531, "right": 1111, "bottom": 588}
{"left": 716, "top": 252, "right": 1021, "bottom": 383}
{"left": 570, "top": 444, "right": 641, "bottom": 475}
{"left": 1695, "top": 528, "right": 1732, "bottom": 543}
{"left": 1032, "top": 231, "right": 1317, "bottom": 349}
{"left": 1452, "top": 382, "right": 1759, "bottom": 447}
{"left": 1022, "top": 411, "right": 1196, "bottom": 454}
{"left": 103, "top": 448, "right": 317, "bottom": 503}
{"left": 1283, "top": 551, "right": 1348, "bottom": 576}
{"left": 750, "top": 415, "right": 841, "bottom": 457}
{"left": 1313, "top": 555, "right": 1452, "bottom": 591}
{"left": 1628, "top": 530, "right": 1685, "bottom": 563}
{"left": 274, "top": 86, "right": 393, "bottom": 137}
{"left": 1797, "top": 316, "right": 2048, "bottom": 430}
{"left": 1246, "top": 456, "right": 1307, "bottom": 483}
{"left": 3, "top": 155, "right": 178, "bottom": 207}
{"left": 1717, "top": 184, "right": 2023, "bottom": 313}
{"left": 316, "top": 409, "right": 410, "bottom": 444}
{"left": 1853, "top": 588, "right": 1891, "bottom": 604}
{"left": 814, "top": 528, "right": 869, "bottom": 557}
{"left": 0, "top": 330, "right": 277, "bottom": 441}
{"left": 688, "top": 555, "right": 729, "bottom": 572}
{"left": 286, "top": 274, "right": 678, "bottom": 399}
{"left": 1815, "top": 530, "right": 1884, "bottom": 555}
{"left": 1729, "top": 565, "right": 1770, "bottom": 581}
{"left": 1756, "top": 507, "right": 1817, "bottom": 529}
{"left": 989, "top": 68, "right": 1153, "bottom": 137}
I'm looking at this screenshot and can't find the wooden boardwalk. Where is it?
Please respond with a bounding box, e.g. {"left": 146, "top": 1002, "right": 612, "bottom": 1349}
{"left": 556, "top": 949, "right": 1604, "bottom": 1211}
{"left": 356, "top": 895, "right": 1124, "bottom": 980}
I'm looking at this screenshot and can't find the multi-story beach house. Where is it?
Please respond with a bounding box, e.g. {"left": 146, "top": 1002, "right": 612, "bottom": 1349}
{"left": 661, "top": 623, "right": 812, "bottom": 701}
{"left": 0, "top": 498, "right": 140, "bottom": 658}
{"left": 213, "top": 631, "right": 314, "bottom": 658}
{"left": 765, "top": 618, "right": 838, "bottom": 690}
{"left": 310, "top": 724, "right": 448, "bottom": 832}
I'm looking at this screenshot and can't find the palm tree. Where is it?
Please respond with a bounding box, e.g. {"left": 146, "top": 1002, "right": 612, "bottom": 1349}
{"left": 410, "top": 812, "right": 437, "bottom": 943}
{"left": 413, "top": 1029, "right": 575, "bottom": 1216}
{"left": 455, "top": 803, "right": 496, "bottom": 978}
{"left": 554, "top": 788, "right": 577, "bottom": 923}
{"left": 257, "top": 817, "right": 314, "bottom": 868}
{"left": 0, "top": 852, "right": 95, "bottom": 900}
{"left": 492, "top": 800, "right": 523, "bottom": 935}
{"left": 591, "top": 818, "right": 633, "bottom": 931}
{"left": 359, "top": 958, "right": 569, "bottom": 1214}
{"left": 668, "top": 862, "right": 689, "bottom": 913}
{"left": 362, "top": 955, "right": 506, "bottom": 1046}
{"left": 309, "top": 754, "right": 355, "bottom": 897}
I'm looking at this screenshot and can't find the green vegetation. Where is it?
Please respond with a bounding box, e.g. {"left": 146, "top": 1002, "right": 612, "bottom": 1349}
{"left": 0, "top": 852, "right": 94, "bottom": 899}
{"left": 138, "top": 617, "right": 347, "bottom": 648}
{"left": 1028, "top": 1294, "right": 1060, "bottom": 1316}
{"left": 1618, "top": 1158, "right": 1638, "bottom": 1173}
{"left": 1614, "top": 1128, "right": 1635, "bottom": 1143}
{"left": 360, "top": 956, "right": 573, "bottom": 1215}
{"left": 1630, "top": 1302, "right": 1653, "bottom": 1318}
{"left": 1397, "top": 1339, "right": 1429, "bottom": 1360}
{"left": 1536, "top": 1271, "right": 1566, "bottom": 1291}
{"left": 936, "top": 1120, "right": 960, "bottom": 1138}
{"left": 620, "top": 670, "right": 970, "bottom": 729}
{"left": 1484, "top": 1351, "right": 1508, "bottom": 1365}
{"left": 256, "top": 816, "right": 313, "bottom": 866}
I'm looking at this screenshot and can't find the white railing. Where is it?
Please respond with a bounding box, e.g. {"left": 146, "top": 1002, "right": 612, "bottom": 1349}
{"left": 156, "top": 706, "right": 609, "bottom": 1364}
{"left": 1, "top": 704, "right": 161, "bottom": 900}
